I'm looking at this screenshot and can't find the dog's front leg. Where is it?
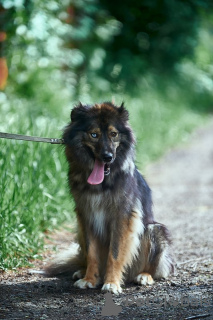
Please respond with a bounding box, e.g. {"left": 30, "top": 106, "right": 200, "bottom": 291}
{"left": 101, "top": 248, "right": 124, "bottom": 294}
{"left": 102, "top": 213, "right": 143, "bottom": 294}
{"left": 102, "top": 220, "right": 128, "bottom": 294}
{"left": 74, "top": 233, "right": 100, "bottom": 289}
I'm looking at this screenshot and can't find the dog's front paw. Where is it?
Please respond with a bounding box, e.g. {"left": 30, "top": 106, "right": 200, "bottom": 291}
{"left": 74, "top": 278, "right": 98, "bottom": 289}
{"left": 134, "top": 272, "right": 154, "bottom": 285}
{"left": 102, "top": 283, "right": 122, "bottom": 294}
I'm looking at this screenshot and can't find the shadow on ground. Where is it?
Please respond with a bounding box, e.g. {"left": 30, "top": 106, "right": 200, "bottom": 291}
{"left": 0, "top": 275, "right": 212, "bottom": 319}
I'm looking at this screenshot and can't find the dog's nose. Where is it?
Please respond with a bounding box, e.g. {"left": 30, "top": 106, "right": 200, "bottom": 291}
{"left": 102, "top": 152, "right": 113, "bottom": 163}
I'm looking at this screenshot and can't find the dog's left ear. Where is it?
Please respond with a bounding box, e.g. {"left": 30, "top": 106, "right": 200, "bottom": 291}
{"left": 118, "top": 102, "right": 129, "bottom": 122}
{"left": 71, "top": 102, "right": 88, "bottom": 122}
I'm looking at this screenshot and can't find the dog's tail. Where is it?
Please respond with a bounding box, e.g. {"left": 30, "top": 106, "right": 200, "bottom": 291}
{"left": 44, "top": 243, "right": 86, "bottom": 277}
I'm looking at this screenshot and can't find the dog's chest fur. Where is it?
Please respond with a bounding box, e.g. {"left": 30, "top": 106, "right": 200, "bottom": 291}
{"left": 75, "top": 191, "right": 115, "bottom": 239}
{"left": 85, "top": 193, "right": 107, "bottom": 236}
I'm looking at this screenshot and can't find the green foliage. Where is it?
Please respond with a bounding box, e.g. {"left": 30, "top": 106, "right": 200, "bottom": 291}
{"left": 2, "top": 0, "right": 213, "bottom": 93}
{"left": 0, "top": 83, "right": 74, "bottom": 270}
{"left": 99, "top": 0, "right": 209, "bottom": 69}
{"left": 58, "top": 0, "right": 213, "bottom": 89}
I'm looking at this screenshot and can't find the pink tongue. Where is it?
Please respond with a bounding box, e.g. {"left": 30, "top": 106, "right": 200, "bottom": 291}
{"left": 87, "top": 159, "right": 105, "bottom": 185}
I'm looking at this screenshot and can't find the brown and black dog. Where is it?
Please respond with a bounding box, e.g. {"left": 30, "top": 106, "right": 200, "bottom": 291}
{"left": 45, "top": 102, "right": 174, "bottom": 294}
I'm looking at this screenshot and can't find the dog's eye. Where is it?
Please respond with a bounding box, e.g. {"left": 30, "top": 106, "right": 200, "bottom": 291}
{"left": 90, "top": 133, "right": 98, "bottom": 139}
{"left": 111, "top": 132, "right": 118, "bottom": 138}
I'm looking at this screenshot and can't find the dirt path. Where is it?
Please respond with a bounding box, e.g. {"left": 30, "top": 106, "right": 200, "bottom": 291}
{"left": 1, "top": 120, "right": 213, "bottom": 320}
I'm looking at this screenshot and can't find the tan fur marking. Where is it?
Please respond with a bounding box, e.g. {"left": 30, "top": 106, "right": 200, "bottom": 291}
{"left": 100, "top": 103, "right": 118, "bottom": 113}
{"left": 104, "top": 251, "right": 123, "bottom": 287}
{"left": 108, "top": 125, "right": 118, "bottom": 133}
{"left": 94, "top": 104, "right": 102, "bottom": 110}
{"left": 108, "top": 126, "right": 119, "bottom": 143}
{"left": 104, "top": 212, "right": 143, "bottom": 286}
{"left": 82, "top": 236, "right": 100, "bottom": 287}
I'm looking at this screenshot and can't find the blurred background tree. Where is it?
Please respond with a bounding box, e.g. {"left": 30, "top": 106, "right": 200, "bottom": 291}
{"left": 1, "top": 0, "right": 213, "bottom": 97}
{"left": 70, "top": 0, "right": 212, "bottom": 88}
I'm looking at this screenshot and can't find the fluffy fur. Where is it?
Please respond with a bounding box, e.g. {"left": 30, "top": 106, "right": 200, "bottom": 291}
{"left": 45, "top": 102, "right": 174, "bottom": 294}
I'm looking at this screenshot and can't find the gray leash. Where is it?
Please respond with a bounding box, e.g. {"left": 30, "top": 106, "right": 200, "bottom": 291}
{"left": 0, "top": 132, "right": 64, "bottom": 144}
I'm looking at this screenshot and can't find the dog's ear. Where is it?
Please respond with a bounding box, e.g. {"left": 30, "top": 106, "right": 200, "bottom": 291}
{"left": 118, "top": 102, "right": 129, "bottom": 122}
{"left": 71, "top": 102, "right": 88, "bottom": 122}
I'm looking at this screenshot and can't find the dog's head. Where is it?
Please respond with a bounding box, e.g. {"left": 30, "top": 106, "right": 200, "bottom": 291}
{"left": 63, "top": 102, "right": 135, "bottom": 185}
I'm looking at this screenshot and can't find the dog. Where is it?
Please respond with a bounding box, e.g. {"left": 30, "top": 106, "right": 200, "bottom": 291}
{"left": 45, "top": 102, "right": 174, "bottom": 294}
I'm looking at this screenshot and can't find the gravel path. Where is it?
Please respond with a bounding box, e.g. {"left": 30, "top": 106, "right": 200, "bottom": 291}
{"left": 0, "top": 120, "right": 213, "bottom": 320}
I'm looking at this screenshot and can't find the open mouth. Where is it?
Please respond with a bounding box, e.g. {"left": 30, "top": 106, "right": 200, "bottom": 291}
{"left": 87, "top": 159, "right": 113, "bottom": 185}
{"left": 104, "top": 163, "right": 110, "bottom": 176}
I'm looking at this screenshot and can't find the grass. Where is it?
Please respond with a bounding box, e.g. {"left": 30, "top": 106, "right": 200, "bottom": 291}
{"left": 0, "top": 88, "right": 74, "bottom": 270}
{"left": 0, "top": 72, "right": 211, "bottom": 270}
